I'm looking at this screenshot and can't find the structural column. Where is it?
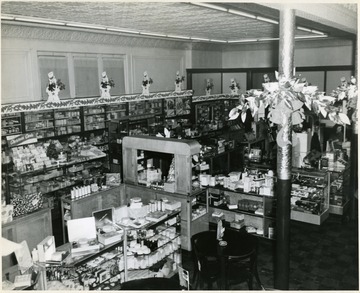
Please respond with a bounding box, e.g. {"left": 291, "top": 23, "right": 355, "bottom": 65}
{"left": 275, "top": 7, "right": 295, "bottom": 290}
{"left": 350, "top": 39, "right": 358, "bottom": 221}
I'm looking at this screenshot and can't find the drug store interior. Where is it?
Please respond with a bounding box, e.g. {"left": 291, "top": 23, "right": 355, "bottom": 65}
{"left": 1, "top": 1, "right": 358, "bottom": 291}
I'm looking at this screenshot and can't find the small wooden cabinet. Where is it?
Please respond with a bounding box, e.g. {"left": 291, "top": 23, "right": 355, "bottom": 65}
{"left": 2, "top": 208, "right": 53, "bottom": 280}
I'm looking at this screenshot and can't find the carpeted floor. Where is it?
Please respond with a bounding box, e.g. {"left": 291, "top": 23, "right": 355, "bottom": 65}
{"left": 180, "top": 212, "right": 359, "bottom": 290}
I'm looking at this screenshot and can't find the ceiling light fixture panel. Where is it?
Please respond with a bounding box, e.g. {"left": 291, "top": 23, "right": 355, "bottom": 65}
{"left": 190, "top": 2, "right": 228, "bottom": 12}
{"left": 295, "top": 34, "right": 328, "bottom": 39}
{"left": 297, "top": 26, "right": 312, "bottom": 32}
{"left": 106, "top": 27, "right": 140, "bottom": 34}
{"left": 210, "top": 39, "right": 227, "bottom": 43}
{"left": 258, "top": 37, "right": 279, "bottom": 41}
{"left": 14, "top": 17, "right": 65, "bottom": 26}
{"left": 167, "top": 35, "right": 191, "bottom": 40}
{"left": 191, "top": 37, "right": 210, "bottom": 41}
{"left": 228, "top": 9, "right": 256, "bottom": 19}
{"left": 140, "top": 32, "right": 167, "bottom": 37}
{"left": 311, "top": 29, "right": 325, "bottom": 35}
{"left": 66, "top": 23, "right": 106, "bottom": 30}
{"left": 227, "top": 38, "right": 258, "bottom": 43}
{"left": 256, "top": 16, "right": 279, "bottom": 24}
{"left": 1, "top": 15, "right": 15, "bottom": 20}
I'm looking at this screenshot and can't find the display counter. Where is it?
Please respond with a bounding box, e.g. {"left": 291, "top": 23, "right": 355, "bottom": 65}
{"left": 2, "top": 208, "right": 52, "bottom": 283}
{"left": 60, "top": 186, "right": 123, "bottom": 243}
{"left": 45, "top": 209, "right": 181, "bottom": 290}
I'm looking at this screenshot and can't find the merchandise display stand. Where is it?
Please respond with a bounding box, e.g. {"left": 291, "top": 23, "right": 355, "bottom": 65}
{"left": 122, "top": 136, "right": 209, "bottom": 250}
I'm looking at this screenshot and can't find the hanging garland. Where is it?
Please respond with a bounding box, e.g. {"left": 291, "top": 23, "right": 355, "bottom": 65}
{"left": 229, "top": 72, "right": 358, "bottom": 146}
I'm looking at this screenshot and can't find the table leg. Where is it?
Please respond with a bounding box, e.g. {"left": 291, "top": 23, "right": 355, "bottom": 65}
{"left": 220, "top": 255, "right": 226, "bottom": 289}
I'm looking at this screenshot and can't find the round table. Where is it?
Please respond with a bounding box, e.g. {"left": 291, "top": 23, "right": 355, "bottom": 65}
{"left": 193, "top": 228, "right": 261, "bottom": 290}
{"left": 217, "top": 228, "right": 260, "bottom": 289}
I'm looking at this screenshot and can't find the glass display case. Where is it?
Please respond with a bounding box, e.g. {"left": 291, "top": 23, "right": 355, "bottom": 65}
{"left": 124, "top": 210, "right": 182, "bottom": 281}
{"left": 328, "top": 167, "right": 350, "bottom": 217}
{"left": 290, "top": 168, "right": 329, "bottom": 225}
{"left": 207, "top": 187, "right": 276, "bottom": 239}
{"left": 45, "top": 207, "right": 181, "bottom": 290}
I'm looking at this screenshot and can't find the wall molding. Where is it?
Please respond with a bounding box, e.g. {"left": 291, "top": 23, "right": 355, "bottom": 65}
{"left": 222, "top": 37, "right": 353, "bottom": 52}
{"left": 1, "top": 90, "right": 194, "bottom": 114}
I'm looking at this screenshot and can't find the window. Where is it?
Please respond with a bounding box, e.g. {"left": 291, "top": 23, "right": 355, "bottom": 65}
{"left": 38, "top": 54, "right": 70, "bottom": 100}
{"left": 102, "top": 57, "right": 126, "bottom": 95}
{"left": 73, "top": 55, "right": 99, "bottom": 98}
{"left": 37, "top": 52, "right": 127, "bottom": 99}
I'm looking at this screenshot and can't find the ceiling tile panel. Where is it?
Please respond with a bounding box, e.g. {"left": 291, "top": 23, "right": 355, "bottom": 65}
{"left": 1, "top": 1, "right": 356, "bottom": 42}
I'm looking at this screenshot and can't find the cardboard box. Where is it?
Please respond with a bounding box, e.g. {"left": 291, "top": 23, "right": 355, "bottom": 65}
{"left": 93, "top": 208, "right": 123, "bottom": 246}
{"left": 230, "top": 220, "right": 245, "bottom": 230}
{"left": 164, "top": 182, "right": 176, "bottom": 193}
{"left": 97, "top": 231, "right": 123, "bottom": 246}
{"left": 37, "top": 236, "right": 56, "bottom": 263}
{"left": 67, "top": 217, "right": 100, "bottom": 256}
{"left": 164, "top": 200, "right": 181, "bottom": 211}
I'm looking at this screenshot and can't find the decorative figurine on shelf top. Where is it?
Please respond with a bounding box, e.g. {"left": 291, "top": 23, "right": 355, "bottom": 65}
{"left": 100, "top": 71, "right": 115, "bottom": 99}
{"left": 263, "top": 73, "right": 271, "bottom": 83}
{"left": 175, "top": 71, "right": 185, "bottom": 93}
{"left": 45, "top": 71, "right": 65, "bottom": 103}
{"left": 205, "top": 79, "right": 214, "bottom": 96}
{"left": 142, "top": 71, "right": 153, "bottom": 95}
{"left": 229, "top": 78, "right": 240, "bottom": 95}
{"left": 300, "top": 77, "right": 307, "bottom": 86}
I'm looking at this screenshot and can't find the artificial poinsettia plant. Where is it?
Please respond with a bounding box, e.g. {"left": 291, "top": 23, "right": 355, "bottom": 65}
{"left": 229, "top": 71, "right": 358, "bottom": 147}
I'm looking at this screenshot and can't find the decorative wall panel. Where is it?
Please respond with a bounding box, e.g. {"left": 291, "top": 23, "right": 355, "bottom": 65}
{"left": 1, "top": 49, "right": 32, "bottom": 103}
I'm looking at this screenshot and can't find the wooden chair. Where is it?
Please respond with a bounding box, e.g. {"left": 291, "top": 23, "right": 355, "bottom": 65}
{"left": 191, "top": 230, "right": 221, "bottom": 290}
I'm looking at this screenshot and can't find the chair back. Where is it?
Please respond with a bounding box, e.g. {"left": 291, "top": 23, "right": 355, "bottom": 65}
{"left": 191, "top": 230, "right": 218, "bottom": 272}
